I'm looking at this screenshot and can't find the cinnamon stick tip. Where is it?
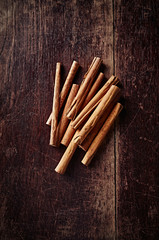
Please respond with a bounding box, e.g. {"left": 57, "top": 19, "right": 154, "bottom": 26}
{"left": 100, "top": 72, "right": 104, "bottom": 77}
{"left": 55, "top": 166, "right": 65, "bottom": 174}
{"left": 49, "top": 142, "right": 58, "bottom": 147}
{"left": 73, "top": 60, "right": 80, "bottom": 66}
{"left": 117, "top": 103, "right": 123, "bottom": 112}
{"left": 56, "top": 62, "right": 61, "bottom": 69}
{"left": 81, "top": 158, "right": 89, "bottom": 166}
{"left": 96, "top": 56, "right": 102, "bottom": 61}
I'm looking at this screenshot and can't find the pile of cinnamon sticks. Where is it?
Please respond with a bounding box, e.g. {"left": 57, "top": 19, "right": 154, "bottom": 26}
{"left": 46, "top": 57, "right": 123, "bottom": 174}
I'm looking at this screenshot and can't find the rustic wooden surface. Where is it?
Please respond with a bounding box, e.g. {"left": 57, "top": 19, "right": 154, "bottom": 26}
{"left": 115, "top": 1, "right": 159, "bottom": 239}
{"left": 0, "top": 0, "right": 158, "bottom": 240}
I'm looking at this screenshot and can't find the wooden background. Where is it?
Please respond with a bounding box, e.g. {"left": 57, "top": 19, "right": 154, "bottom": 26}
{"left": 0, "top": 0, "right": 158, "bottom": 239}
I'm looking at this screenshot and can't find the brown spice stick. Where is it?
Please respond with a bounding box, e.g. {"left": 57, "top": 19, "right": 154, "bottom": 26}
{"left": 60, "top": 60, "right": 79, "bottom": 109}
{"left": 74, "top": 85, "right": 120, "bottom": 145}
{"left": 46, "top": 60, "right": 79, "bottom": 125}
{"left": 82, "top": 72, "right": 104, "bottom": 107}
{"left": 49, "top": 62, "right": 61, "bottom": 146}
{"left": 81, "top": 103, "right": 123, "bottom": 166}
{"left": 61, "top": 73, "right": 105, "bottom": 147}
{"left": 71, "top": 75, "right": 119, "bottom": 130}
{"left": 46, "top": 112, "right": 52, "bottom": 125}
{"left": 79, "top": 92, "right": 121, "bottom": 151}
{"left": 67, "top": 57, "right": 102, "bottom": 120}
{"left": 61, "top": 121, "right": 76, "bottom": 147}
{"left": 56, "top": 84, "right": 79, "bottom": 145}
{"left": 55, "top": 130, "right": 80, "bottom": 174}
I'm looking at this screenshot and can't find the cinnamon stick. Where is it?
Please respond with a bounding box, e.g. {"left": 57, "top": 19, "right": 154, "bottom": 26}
{"left": 46, "top": 60, "right": 79, "bottom": 125}
{"left": 46, "top": 112, "right": 52, "bottom": 126}
{"left": 67, "top": 57, "right": 102, "bottom": 120}
{"left": 56, "top": 84, "right": 79, "bottom": 145}
{"left": 71, "top": 75, "right": 119, "bottom": 130}
{"left": 81, "top": 103, "right": 123, "bottom": 166}
{"left": 61, "top": 121, "right": 76, "bottom": 147}
{"left": 60, "top": 60, "right": 79, "bottom": 109}
{"left": 55, "top": 130, "right": 80, "bottom": 174}
{"left": 74, "top": 85, "right": 120, "bottom": 145}
{"left": 82, "top": 72, "right": 104, "bottom": 107}
{"left": 49, "top": 62, "right": 61, "bottom": 146}
{"left": 60, "top": 73, "right": 104, "bottom": 147}
{"left": 79, "top": 92, "right": 120, "bottom": 151}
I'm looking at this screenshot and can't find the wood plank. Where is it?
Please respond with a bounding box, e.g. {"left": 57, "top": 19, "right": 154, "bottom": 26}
{"left": 115, "top": 0, "right": 159, "bottom": 239}
{"left": 0, "top": 0, "right": 116, "bottom": 239}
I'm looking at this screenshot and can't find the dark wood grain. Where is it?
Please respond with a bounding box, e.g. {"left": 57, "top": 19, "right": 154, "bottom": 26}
{"left": 115, "top": 0, "right": 159, "bottom": 239}
{"left": 1, "top": 0, "right": 159, "bottom": 239}
{"left": 0, "top": 0, "right": 116, "bottom": 239}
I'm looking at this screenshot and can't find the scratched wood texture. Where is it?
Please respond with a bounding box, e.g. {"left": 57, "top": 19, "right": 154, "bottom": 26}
{"left": 0, "top": 0, "right": 159, "bottom": 240}
{"left": 115, "top": 0, "right": 159, "bottom": 240}
{"left": 0, "top": 0, "right": 116, "bottom": 240}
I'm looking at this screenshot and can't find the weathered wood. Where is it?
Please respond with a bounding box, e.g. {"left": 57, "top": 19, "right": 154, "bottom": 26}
{"left": 2, "top": 0, "right": 158, "bottom": 239}
{"left": 0, "top": 0, "right": 115, "bottom": 239}
{"left": 115, "top": 1, "right": 159, "bottom": 239}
